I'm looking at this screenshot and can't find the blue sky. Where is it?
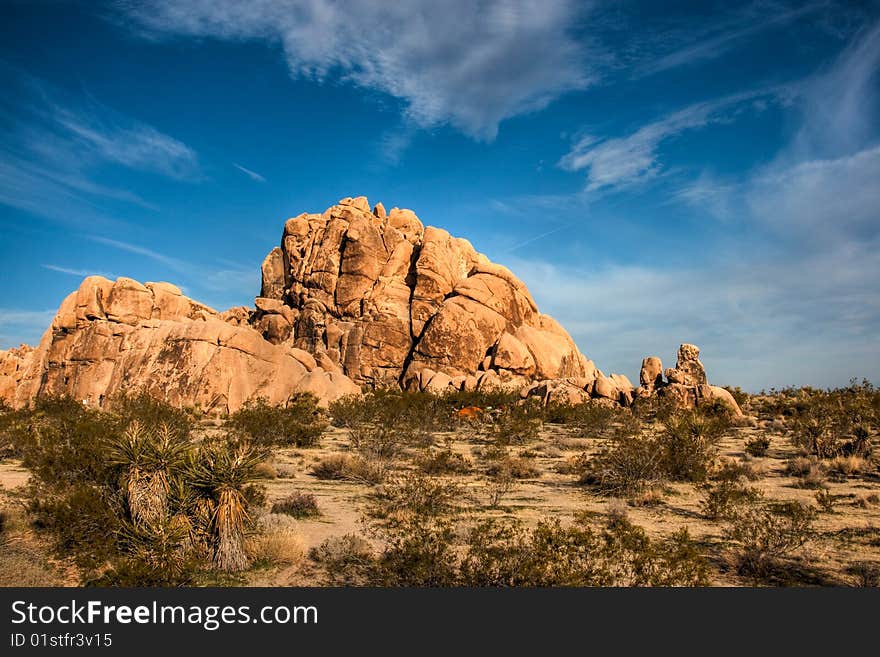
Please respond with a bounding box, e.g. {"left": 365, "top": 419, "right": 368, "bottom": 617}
{"left": 1, "top": 0, "right": 878, "bottom": 391}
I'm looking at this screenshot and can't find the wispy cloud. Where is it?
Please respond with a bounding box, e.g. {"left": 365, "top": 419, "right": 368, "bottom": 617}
{"left": 559, "top": 86, "right": 792, "bottom": 191}
{"left": 50, "top": 105, "right": 199, "bottom": 180}
{"left": 635, "top": 1, "right": 827, "bottom": 78}
{"left": 232, "top": 162, "right": 266, "bottom": 183}
{"left": 86, "top": 235, "right": 189, "bottom": 272}
{"left": 116, "top": 0, "right": 594, "bottom": 141}
{"left": 542, "top": 17, "right": 880, "bottom": 389}
{"left": 0, "top": 65, "right": 200, "bottom": 226}
{"left": 42, "top": 264, "right": 118, "bottom": 279}
{"left": 507, "top": 240, "right": 880, "bottom": 391}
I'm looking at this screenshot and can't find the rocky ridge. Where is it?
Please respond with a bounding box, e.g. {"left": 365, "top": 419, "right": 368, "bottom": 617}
{"left": 0, "top": 197, "right": 739, "bottom": 415}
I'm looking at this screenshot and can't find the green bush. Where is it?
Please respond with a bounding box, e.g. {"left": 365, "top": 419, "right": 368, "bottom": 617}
{"left": 484, "top": 401, "right": 543, "bottom": 445}
{"left": 459, "top": 516, "right": 708, "bottom": 587}
{"left": 723, "top": 500, "right": 816, "bottom": 577}
{"left": 660, "top": 411, "right": 730, "bottom": 482}
{"left": 578, "top": 430, "right": 665, "bottom": 495}
{"left": 17, "top": 396, "right": 267, "bottom": 583}
{"left": 700, "top": 480, "right": 764, "bottom": 520}
{"left": 227, "top": 394, "right": 327, "bottom": 447}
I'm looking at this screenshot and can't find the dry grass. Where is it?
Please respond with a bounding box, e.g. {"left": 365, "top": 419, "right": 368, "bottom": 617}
{"left": 248, "top": 514, "right": 305, "bottom": 566}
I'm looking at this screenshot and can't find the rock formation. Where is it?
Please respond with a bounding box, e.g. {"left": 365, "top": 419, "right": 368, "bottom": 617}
{"left": 0, "top": 197, "right": 741, "bottom": 417}
{"left": 647, "top": 344, "right": 742, "bottom": 415}
{"left": 255, "top": 196, "right": 597, "bottom": 392}
{"left": 3, "top": 276, "right": 358, "bottom": 413}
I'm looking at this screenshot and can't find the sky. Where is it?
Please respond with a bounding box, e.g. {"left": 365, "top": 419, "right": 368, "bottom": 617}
{"left": 1, "top": 0, "right": 878, "bottom": 391}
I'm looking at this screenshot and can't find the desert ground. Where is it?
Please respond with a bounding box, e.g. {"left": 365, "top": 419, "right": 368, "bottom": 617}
{"left": 1, "top": 387, "right": 878, "bottom": 587}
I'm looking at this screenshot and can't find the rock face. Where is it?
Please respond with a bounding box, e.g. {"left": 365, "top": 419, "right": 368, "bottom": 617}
{"left": 256, "top": 196, "right": 595, "bottom": 392}
{"left": 0, "top": 344, "right": 34, "bottom": 404}
{"left": 4, "top": 276, "right": 359, "bottom": 413}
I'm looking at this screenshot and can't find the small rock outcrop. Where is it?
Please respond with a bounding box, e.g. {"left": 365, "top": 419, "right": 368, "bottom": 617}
{"left": 5, "top": 276, "right": 359, "bottom": 413}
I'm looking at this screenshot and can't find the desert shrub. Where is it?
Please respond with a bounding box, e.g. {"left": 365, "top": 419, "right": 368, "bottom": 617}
{"left": 660, "top": 410, "right": 730, "bottom": 482}
{"left": 271, "top": 492, "right": 320, "bottom": 518}
{"left": 310, "top": 453, "right": 387, "bottom": 484}
{"left": 745, "top": 436, "right": 771, "bottom": 457}
{"left": 254, "top": 461, "right": 278, "bottom": 479}
{"left": 723, "top": 500, "right": 816, "bottom": 577}
{"left": 486, "top": 470, "right": 516, "bottom": 508}
{"left": 846, "top": 561, "right": 880, "bottom": 587}
{"left": 349, "top": 423, "right": 412, "bottom": 459}
{"left": 700, "top": 480, "right": 764, "bottom": 520}
{"left": 723, "top": 386, "right": 750, "bottom": 409}
{"left": 827, "top": 455, "right": 870, "bottom": 478}
{"left": 343, "top": 455, "right": 388, "bottom": 485}
{"left": 248, "top": 515, "right": 304, "bottom": 567}
{"left": 16, "top": 396, "right": 273, "bottom": 582}
{"left": 416, "top": 448, "right": 472, "bottom": 475}
{"left": 483, "top": 400, "right": 543, "bottom": 445}
{"left": 543, "top": 402, "right": 618, "bottom": 431}
{"left": 187, "top": 438, "right": 268, "bottom": 572}
{"left": 579, "top": 431, "right": 665, "bottom": 495}
{"left": 786, "top": 456, "right": 818, "bottom": 477}
{"left": 227, "top": 394, "right": 327, "bottom": 447}
{"left": 310, "top": 454, "right": 350, "bottom": 480}
{"left": 366, "top": 473, "right": 462, "bottom": 524}
{"left": 459, "top": 516, "right": 708, "bottom": 587}
{"left": 330, "top": 389, "right": 443, "bottom": 440}
{"left": 578, "top": 408, "right": 731, "bottom": 494}
{"left": 783, "top": 381, "right": 876, "bottom": 459}
{"left": 814, "top": 489, "right": 838, "bottom": 513}
{"left": 309, "top": 534, "right": 375, "bottom": 585}
{"left": 786, "top": 456, "right": 827, "bottom": 489}
{"left": 372, "top": 516, "right": 460, "bottom": 586}
{"left": 485, "top": 455, "right": 540, "bottom": 480}
{"left": 110, "top": 392, "right": 195, "bottom": 440}
{"left": 715, "top": 458, "right": 764, "bottom": 482}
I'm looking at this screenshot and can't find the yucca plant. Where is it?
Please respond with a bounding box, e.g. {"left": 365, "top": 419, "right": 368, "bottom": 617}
{"left": 189, "top": 440, "right": 267, "bottom": 572}
{"left": 106, "top": 421, "right": 189, "bottom": 527}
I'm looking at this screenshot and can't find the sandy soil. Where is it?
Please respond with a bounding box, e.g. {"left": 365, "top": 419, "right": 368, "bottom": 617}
{"left": 2, "top": 420, "right": 878, "bottom": 586}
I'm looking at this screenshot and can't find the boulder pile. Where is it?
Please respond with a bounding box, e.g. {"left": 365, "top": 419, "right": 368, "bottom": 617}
{"left": 0, "top": 197, "right": 740, "bottom": 416}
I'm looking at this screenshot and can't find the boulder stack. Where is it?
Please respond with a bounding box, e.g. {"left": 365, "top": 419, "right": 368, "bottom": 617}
{"left": 255, "top": 196, "right": 596, "bottom": 391}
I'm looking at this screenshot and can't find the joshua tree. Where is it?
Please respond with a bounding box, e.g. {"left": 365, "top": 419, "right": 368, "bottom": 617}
{"left": 189, "top": 440, "right": 266, "bottom": 572}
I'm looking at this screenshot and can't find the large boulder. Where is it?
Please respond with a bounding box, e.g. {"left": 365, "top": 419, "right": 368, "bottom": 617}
{"left": 664, "top": 343, "right": 707, "bottom": 386}
{"left": 640, "top": 356, "right": 663, "bottom": 391}
{"left": 5, "top": 276, "right": 359, "bottom": 413}
{"left": 257, "top": 196, "right": 597, "bottom": 390}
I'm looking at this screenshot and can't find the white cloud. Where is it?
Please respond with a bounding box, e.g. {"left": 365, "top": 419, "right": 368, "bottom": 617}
{"left": 42, "top": 264, "right": 118, "bottom": 279}
{"left": 0, "top": 67, "right": 200, "bottom": 226}
{"left": 747, "top": 145, "right": 880, "bottom": 240}
{"left": 86, "top": 235, "right": 189, "bottom": 272}
{"left": 233, "top": 163, "right": 267, "bottom": 183}
{"left": 634, "top": 1, "right": 827, "bottom": 78}
{"left": 51, "top": 106, "right": 199, "bottom": 180}
{"left": 559, "top": 87, "right": 788, "bottom": 191}
{"left": 506, "top": 244, "right": 880, "bottom": 391}
{"left": 117, "top": 0, "right": 593, "bottom": 141}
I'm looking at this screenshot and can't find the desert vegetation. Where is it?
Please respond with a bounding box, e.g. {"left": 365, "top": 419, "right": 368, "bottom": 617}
{"left": 1, "top": 380, "right": 879, "bottom": 586}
